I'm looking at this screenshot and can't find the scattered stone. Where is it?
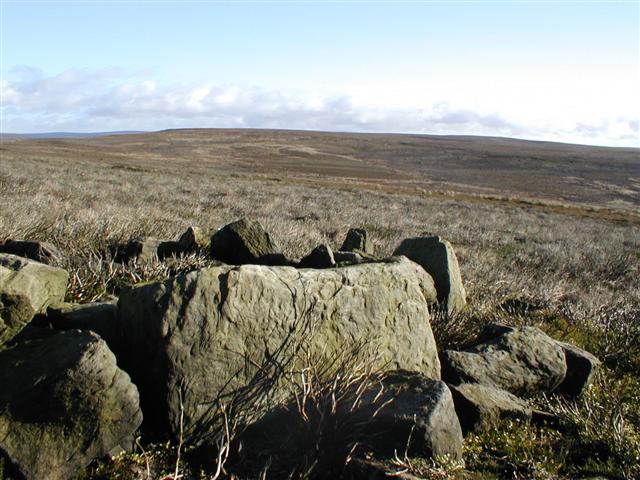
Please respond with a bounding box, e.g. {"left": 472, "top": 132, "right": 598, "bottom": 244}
{"left": 449, "top": 383, "right": 532, "bottom": 434}
{"left": 178, "top": 226, "right": 209, "bottom": 251}
{"left": 0, "top": 330, "right": 142, "bottom": 480}
{"left": 441, "top": 324, "right": 567, "bottom": 397}
{"left": 0, "top": 239, "right": 61, "bottom": 265}
{"left": 117, "top": 257, "right": 439, "bottom": 442}
{"left": 333, "top": 250, "right": 363, "bottom": 265}
{"left": 298, "top": 244, "right": 336, "bottom": 269}
{"left": 112, "top": 237, "right": 161, "bottom": 263}
{"left": 393, "top": 236, "right": 466, "bottom": 313}
{"left": 356, "top": 371, "right": 464, "bottom": 461}
{"left": 556, "top": 341, "right": 601, "bottom": 397}
{"left": 0, "top": 254, "right": 68, "bottom": 347}
{"left": 46, "top": 300, "right": 119, "bottom": 352}
{"left": 209, "top": 218, "right": 280, "bottom": 265}
{"left": 157, "top": 240, "right": 188, "bottom": 260}
{"left": 340, "top": 228, "right": 374, "bottom": 255}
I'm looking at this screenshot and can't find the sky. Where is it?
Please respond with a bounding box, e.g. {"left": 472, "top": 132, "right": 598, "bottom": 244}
{"left": 1, "top": 1, "right": 639, "bottom": 147}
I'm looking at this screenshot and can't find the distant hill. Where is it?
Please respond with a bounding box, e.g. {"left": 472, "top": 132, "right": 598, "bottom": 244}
{"left": 2, "top": 128, "right": 638, "bottom": 217}
{"left": 0, "top": 131, "right": 146, "bottom": 139}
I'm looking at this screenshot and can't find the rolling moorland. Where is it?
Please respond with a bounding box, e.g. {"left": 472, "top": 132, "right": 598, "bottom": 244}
{"left": 1, "top": 129, "right": 639, "bottom": 479}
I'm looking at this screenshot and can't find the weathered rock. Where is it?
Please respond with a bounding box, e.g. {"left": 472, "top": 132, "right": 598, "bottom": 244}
{"left": 0, "top": 239, "right": 61, "bottom": 265}
{"left": 340, "top": 228, "right": 374, "bottom": 255}
{"left": 357, "top": 371, "right": 464, "bottom": 461}
{"left": 157, "top": 240, "right": 188, "bottom": 260}
{"left": 112, "top": 237, "right": 161, "bottom": 263}
{"left": 0, "top": 254, "right": 68, "bottom": 347}
{"left": 210, "top": 218, "right": 280, "bottom": 264}
{"left": 179, "top": 226, "right": 209, "bottom": 251}
{"left": 46, "top": 300, "right": 119, "bottom": 352}
{"left": 556, "top": 341, "right": 601, "bottom": 397}
{"left": 117, "top": 257, "right": 439, "bottom": 442}
{"left": 333, "top": 251, "right": 363, "bottom": 265}
{"left": 298, "top": 244, "right": 336, "bottom": 269}
{"left": 393, "top": 236, "right": 466, "bottom": 313}
{"left": 441, "top": 324, "right": 567, "bottom": 397}
{"left": 0, "top": 330, "right": 142, "bottom": 480}
{"left": 449, "top": 383, "right": 532, "bottom": 434}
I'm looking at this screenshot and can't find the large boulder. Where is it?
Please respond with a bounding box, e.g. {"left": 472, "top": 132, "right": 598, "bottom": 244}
{"left": 0, "top": 330, "right": 142, "bottom": 480}
{"left": 441, "top": 325, "right": 567, "bottom": 397}
{"left": 449, "top": 383, "right": 532, "bottom": 434}
{"left": 117, "top": 256, "right": 440, "bottom": 442}
{"left": 357, "top": 371, "right": 464, "bottom": 461}
{"left": 0, "top": 239, "right": 61, "bottom": 265}
{"left": 209, "top": 218, "right": 281, "bottom": 265}
{"left": 393, "top": 236, "right": 466, "bottom": 313}
{"left": 0, "top": 254, "right": 68, "bottom": 347}
{"left": 340, "top": 228, "right": 374, "bottom": 255}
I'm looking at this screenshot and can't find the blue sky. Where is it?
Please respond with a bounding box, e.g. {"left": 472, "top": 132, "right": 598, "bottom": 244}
{"left": 1, "top": 1, "right": 639, "bottom": 146}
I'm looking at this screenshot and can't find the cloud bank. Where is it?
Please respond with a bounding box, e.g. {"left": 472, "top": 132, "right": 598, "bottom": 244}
{"left": 1, "top": 67, "right": 637, "bottom": 147}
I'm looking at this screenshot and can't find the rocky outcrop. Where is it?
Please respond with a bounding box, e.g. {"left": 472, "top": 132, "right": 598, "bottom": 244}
{"left": 0, "top": 239, "right": 61, "bottom": 265}
{"left": 117, "top": 256, "right": 440, "bottom": 442}
{"left": 449, "top": 383, "right": 532, "bottom": 434}
{"left": 340, "top": 228, "right": 374, "bottom": 255}
{"left": 441, "top": 325, "right": 567, "bottom": 397}
{"left": 210, "top": 218, "right": 281, "bottom": 265}
{"left": 0, "top": 330, "right": 142, "bottom": 480}
{"left": 357, "top": 371, "right": 464, "bottom": 461}
{"left": 298, "top": 244, "right": 336, "bottom": 269}
{"left": 0, "top": 254, "right": 68, "bottom": 347}
{"left": 393, "top": 236, "right": 466, "bottom": 313}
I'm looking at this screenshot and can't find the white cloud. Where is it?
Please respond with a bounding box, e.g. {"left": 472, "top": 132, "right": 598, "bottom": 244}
{"left": 1, "top": 67, "right": 638, "bottom": 147}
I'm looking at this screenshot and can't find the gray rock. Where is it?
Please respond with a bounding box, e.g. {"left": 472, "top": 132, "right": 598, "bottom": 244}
{"left": 117, "top": 257, "right": 440, "bottom": 442}
{"left": 0, "top": 254, "right": 68, "bottom": 347}
{"left": 357, "top": 371, "right": 464, "bottom": 462}
{"left": 333, "top": 251, "right": 363, "bottom": 265}
{"left": 178, "top": 226, "right": 209, "bottom": 251}
{"left": 0, "top": 239, "right": 61, "bottom": 265}
{"left": 556, "top": 341, "right": 601, "bottom": 397}
{"left": 340, "top": 228, "right": 374, "bottom": 255}
{"left": 157, "top": 240, "right": 188, "bottom": 260}
{"left": 112, "top": 237, "right": 161, "bottom": 263}
{"left": 0, "top": 330, "right": 142, "bottom": 480}
{"left": 298, "top": 244, "right": 336, "bottom": 269}
{"left": 441, "top": 324, "right": 567, "bottom": 397}
{"left": 46, "top": 300, "right": 119, "bottom": 352}
{"left": 210, "top": 218, "right": 280, "bottom": 265}
{"left": 393, "top": 236, "right": 466, "bottom": 313}
{"left": 449, "top": 383, "right": 532, "bottom": 434}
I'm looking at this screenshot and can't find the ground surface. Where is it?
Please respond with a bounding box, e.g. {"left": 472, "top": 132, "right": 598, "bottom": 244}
{"left": 1, "top": 129, "right": 639, "bottom": 479}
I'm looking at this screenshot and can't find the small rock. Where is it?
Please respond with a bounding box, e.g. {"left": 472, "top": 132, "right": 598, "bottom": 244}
{"left": 333, "top": 250, "right": 363, "bottom": 265}
{"left": 0, "top": 330, "right": 142, "bottom": 480}
{"left": 46, "top": 300, "right": 119, "bottom": 352}
{"left": 449, "top": 383, "right": 532, "bottom": 434}
{"left": 555, "top": 341, "right": 601, "bottom": 397}
{"left": 393, "top": 236, "right": 466, "bottom": 313}
{"left": 340, "top": 228, "right": 374, "bottom": 255}
{"left": 178, "top": 226, "right": 209, "bottom": 251}
{"left": 441, "top": 324, "right": 567, "bottom": 397}
{"left": 157, "top": 240, "right": 188, "bottom": 260}
{"left": 0, "top": 239, "right": 61, "bottom": 265}
{"left": 209, "top": 218, "right": 280, "bottom": 264}
{"left": 0, "top": 254, "right": 68, "bottom": 347}
{"left": 298, "top": 244, "right": 336, "bottom": 269}
{"left": 356, "top": 371, "right": 464, "bottom": 461}
{"left": 112, "top": 237, "right": 161, "bottom": 263}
